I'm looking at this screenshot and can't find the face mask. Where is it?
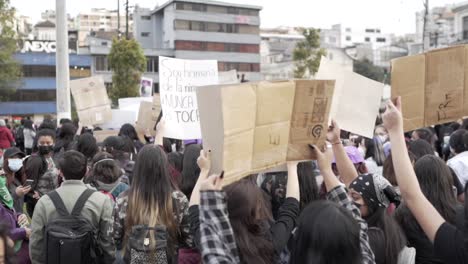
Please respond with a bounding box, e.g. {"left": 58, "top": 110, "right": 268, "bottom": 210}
{"left": 8, "top": 159, "right": 23, "bottom": 172}
{"left": 38, "top": 145, "right": 54, "bottom": 155}
{"left": 378, "top": 135, "right": 388, "bottom": 143}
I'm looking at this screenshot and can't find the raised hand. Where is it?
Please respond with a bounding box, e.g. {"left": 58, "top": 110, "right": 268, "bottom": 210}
{"left": 200, "top": 172, "right": 224, "bottom": 191}
{"left": 327, "top": 120, "right": 341, "bottom": 144}
{"left": 382, "top": 96, "right": 403, "bottom": 133}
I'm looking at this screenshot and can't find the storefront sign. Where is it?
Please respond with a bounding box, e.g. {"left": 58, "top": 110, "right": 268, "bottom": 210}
{"left": 21, "top": 41, "right": 57, "bottom": 53}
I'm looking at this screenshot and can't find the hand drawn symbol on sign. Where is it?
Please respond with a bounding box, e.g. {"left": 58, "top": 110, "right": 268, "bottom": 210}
{"left": 309, "top": 125, "right": 323, "bottom": 139}
{"left": 269, "top": 134, "right": 280, "bottom": 145}
{"left": 437, "top": 93, "right": 454, "bottom": 121}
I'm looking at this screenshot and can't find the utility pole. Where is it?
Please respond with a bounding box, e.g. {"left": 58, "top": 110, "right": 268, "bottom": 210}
{"left": 55, "top": 0, "right": 71, "bottom": 123}
{"left": 117, "top": 0, "right": 120, "bottom": 34}
{"left": 125, "top": 0, "right": 129, "bottom": 39}
{"left": 422, "top": 0, "right": 430, "bottom": 51}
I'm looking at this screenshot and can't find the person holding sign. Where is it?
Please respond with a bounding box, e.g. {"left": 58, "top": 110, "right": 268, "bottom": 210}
{"left": 383, "top": 97, "right": 468, "bottom": 264}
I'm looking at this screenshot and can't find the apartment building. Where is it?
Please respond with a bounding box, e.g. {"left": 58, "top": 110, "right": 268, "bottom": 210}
{"left": 134, "top": 0, "right": 262, "bottom": 81}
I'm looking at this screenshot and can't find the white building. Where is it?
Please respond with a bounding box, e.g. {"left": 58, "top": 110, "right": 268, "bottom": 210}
{"left": 321, "top": 24, "right": 393, "bottom": 49}
{"left": 261, "top": 27, "right": 353, "bottom": 80}
{"left": 15, "top": 15, "right": 33, "bottom": 38}
{"left": 33, "top": 20, "right": 56, "bottom": 41}
{"left": 40, "top": 9, "right": 75, "bottom": 29}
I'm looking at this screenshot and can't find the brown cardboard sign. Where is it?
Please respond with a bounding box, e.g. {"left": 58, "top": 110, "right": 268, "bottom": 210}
{"left": 391, "top": 45, "right": 467, "bottom": 131}
{"left": 93, "top": 130, "right": 119, "bottom": 143}
{"left": 70, "top": 76, "right": 112, "bottom": 126}
{"left": 197, "top": 80, "right": 334, "bottom": 185}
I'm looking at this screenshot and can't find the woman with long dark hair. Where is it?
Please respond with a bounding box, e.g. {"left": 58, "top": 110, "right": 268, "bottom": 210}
{"left": 395, "top": 155, "right": 459, "bottom": 263}
{"left": 189, "top": 150, "right": 300, "bottom": 264}
{"left": 180, "top": 144, "right": 202, "bottom": 199}
{"left": 119, "top": 123, "right": 144, "bottom": 153}
{"left": 113, "top": 145, "right": 192, "bottom": 263}
{"left": 53, "top": 122, "right": 76, "bottom": 155}
{"left": 329, "top": 120, "right": 409, "bottom": 264}
{"left": 383, "top": 97, "right": 467, "bottom": 263}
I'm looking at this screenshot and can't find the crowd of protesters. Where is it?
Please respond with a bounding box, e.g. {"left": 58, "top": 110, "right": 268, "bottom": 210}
{"left": 0, "top": 96, "right": 466, "bottom": 264}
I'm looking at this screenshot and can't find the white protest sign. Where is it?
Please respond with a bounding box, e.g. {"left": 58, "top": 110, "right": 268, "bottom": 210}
{"left": 316, "top": 57, "right": 384, "bottom": 138}
{"left": 218, "top": 70, "right": 240, "bottom": 85}
{"left": 159, "top": 56, "right": 218, "bottom": 139}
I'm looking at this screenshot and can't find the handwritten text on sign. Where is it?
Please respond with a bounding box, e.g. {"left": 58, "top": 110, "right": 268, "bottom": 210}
{"left": 159, "top": 56, "right": 218, "bottom": 139}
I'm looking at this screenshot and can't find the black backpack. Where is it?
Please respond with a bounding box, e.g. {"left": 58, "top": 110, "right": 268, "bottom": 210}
{"left": 16, "top": 126, "right": 24, "bottom": 142}
{"left": 125, "top": 225, "right": 172, "bottom": 264}
{"left": 45, "top": 189, "right": 98, "bottom": 264}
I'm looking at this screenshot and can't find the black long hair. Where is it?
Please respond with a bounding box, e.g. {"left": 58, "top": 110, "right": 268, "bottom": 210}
{"left": 180, "top": 144, "right": 201, "bottom": 199}
{"left": 297, "top": 161, "right": 320, "bottom": 210}
{"left": 365, "top": 138, "right": 386, "bottom": 166}
{"left": 76, "top": 133, "right": 98, "bottom": 161}
{"left": 224, "top": 179, "right": 275, "bottom": 264}
{"left": 290, "top": 201, "right": 362, "bottom": 264}
{"left": 54, "top": 123, "right": 76, "bottom": 153}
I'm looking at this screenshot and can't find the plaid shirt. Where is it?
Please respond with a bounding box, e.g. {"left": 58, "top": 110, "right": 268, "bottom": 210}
{"left": 327, "top": 185, "right": 376, "bottom": 264}
{"left": 199, "top": 190, "right": 240, "bottom": 264}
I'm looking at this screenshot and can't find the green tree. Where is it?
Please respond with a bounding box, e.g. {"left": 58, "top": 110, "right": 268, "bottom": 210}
{"left": 107, "top": 38, "right": 146, "bottom": 104}
{"left": 353, "top": 59, "right": 389, "bottom": 84}
{"left": 0, "top": 0, "right": 21, "bottom": 101}
{"left": 293, "top": 28, "right": 326, "bottom": 78}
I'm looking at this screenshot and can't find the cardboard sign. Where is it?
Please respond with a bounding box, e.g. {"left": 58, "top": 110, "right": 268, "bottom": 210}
{"left": 391, "top": 45, "right": 467, "bottom": 131}
{"left": 197, "top": 80, "right": 335, "bottom": 185}
{"left": 70, "top": 76, "right": 112, "bottom": 126}
{"left": 159, "top": 56, "right": 218, "bottom": 139}
{"left": 316, "top": 57, "right": 384, "bottom": 138}
{"left": 93, "top": 130, "right": 119, "bottom": 143}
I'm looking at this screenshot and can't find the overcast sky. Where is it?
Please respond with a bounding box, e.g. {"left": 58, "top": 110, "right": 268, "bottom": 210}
{"left": 10, "top": 0, "right": 467, "bottom": 35}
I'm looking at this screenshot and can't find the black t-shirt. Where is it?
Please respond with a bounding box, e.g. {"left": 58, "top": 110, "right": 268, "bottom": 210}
{"left": 434, "top": 222, "right": 467, "bottom": 264}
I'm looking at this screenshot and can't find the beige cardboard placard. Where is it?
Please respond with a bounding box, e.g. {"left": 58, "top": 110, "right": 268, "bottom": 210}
{"left": 197, "top": 80, "right": 334, "bottom": 185}
{"left": 70, "top": 76, "right": 112, "bottom": 126}
{"left": 392, "top": 45, "right": 467, "bottom": 131}
{"left": 94, "top": 130, "right": 118, "bottom": 143}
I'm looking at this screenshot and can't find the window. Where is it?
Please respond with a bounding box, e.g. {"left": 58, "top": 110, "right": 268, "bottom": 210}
{"left": 227, "top": 7, "right": 239, "bottom": 14}
{"left": 141, "top": 15, "right": 151, "bottom": 20}
{"left": 153, "top": 83, "right": 160, "bottom": 94}
{"left": 95, "top": 56, "right": 110, "bottom": 71}
{"left": 141, "top": 32, "right": 150, "bottom": 37}
{"left": 14, "top": 90, "right": 56, "bottom": 102}
{"left": 101, "top": 41, "right": 108, "bottom": 46}
{"left": 346, "top": 28, "right": 351, "bottom": 32}
{"left": 192, "top": 3, "right": 206, "bottom": 11}
{"left": 146, "top": 57, "right": 158, "bottom": 72}
{"left": 376, "top": 29, "right": 381, "bottom": 33}
{"left": 365, "top": 37, "right": 370, "bottom": 42}
{"left": 174, "top": 20, "right": 258, "bottom": 34}
{"left": 463, "top": 16, "right": 468, "bottom": 39}
{"left": 376, "top": 37, "right": 386, "bottom": 42}
{"left": 176, "top": 2, "right": 185, "bottom": 10}
{"left": 105, "top": 16, "right": 111, "bottom": 19}
{"left": 346, "top": 36, "right": 351, "bottom": 41}
{"left": 22, "top": 65, "right": 56, "bottom": 77}
{"left": 365, "top": 29, "right": 375, "bottom": 33}
{"left": 174, "top": 20, "right": 190, "bottom": 30}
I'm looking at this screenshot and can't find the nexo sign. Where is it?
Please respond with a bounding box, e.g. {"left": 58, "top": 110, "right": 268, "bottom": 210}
{"left": 21, "top": 41, "right": 57, "bottom": 53}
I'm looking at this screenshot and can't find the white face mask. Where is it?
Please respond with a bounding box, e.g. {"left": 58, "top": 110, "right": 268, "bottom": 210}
{"left": 378, "top": 135, "right": 388, "bottom": 143}
{"left": 8, "top": 158, "right": 23, "bottom": 172}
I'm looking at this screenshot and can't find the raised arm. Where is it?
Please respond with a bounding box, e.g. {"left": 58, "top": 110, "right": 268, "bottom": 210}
{"left": 383, "top": 97, "right": 444, "bottom": 242}
{"left": 189, "top": 149, "right": 211, "bottom": 207}
{"left": 328, "top": 120, "right": 359, "bottom": 187}
{"left": 311, "top": 144, "right": 376, "bottom": 264}
{"left": 286, "top": 161, "right": 300, "bottom": 201}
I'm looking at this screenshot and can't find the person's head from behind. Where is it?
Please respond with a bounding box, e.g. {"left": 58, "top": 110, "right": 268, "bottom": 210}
{"left": 409, "top": 139, "right": 434, "bottom": 161}
{"left": 36, "top": 129, "right": 55, "bottom": 156}
{"left": 414, "top": 155, "right": 457, "bottom": 220}
{"left": 290, "top": 201, "right": 361, "bottom": 264}
{"left": 332, "top": 146, "right": 368, "bottom": 176}
{"left": 38, "top": 120, "right": 55, "bottom": 131}
{"left": 24, "top": 119, "right": 33, "bottom": 130}
{"left": 57, "top": 150, "right": 87, "bottom": 180}
{"left": 411, "top": 128, "right": 433, "bottom": 144}
{"left": 125, "top": 145, "right": 177, "bottom": 242}
{"left": 58, "top": 122, "right": 76, "bottom": 140}
{"left": 103, "top": 136, "right": 126, "bottom": 159}
{"left": 449, "top": 129, "right": 468, "bottom": 155}
{"left": 76, "top": 133, "right": 98, "bottom": 160}
{"left": 59, "top": 118, "right": 72, "bottom": 127}
{"left": 92, "top": 152, "right": 122, "bottom": 184}
{"left": 180, "top": 144, "right": 202, "bottom": 199}
{"left": 224, "top": 179, "right": 274, "bottom": 264}
{"left": 118, "top": 123, "right": 139, "bottom": 141}
{"left": 297, "top": 161, "right": 320, "bottom": 210}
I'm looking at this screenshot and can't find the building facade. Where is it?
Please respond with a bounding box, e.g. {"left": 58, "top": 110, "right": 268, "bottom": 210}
{"left": 0, "top": 47, "right": 92, "bottom": 121}
{"left": 134, "top": 0, "right": 262, "bottom": 81}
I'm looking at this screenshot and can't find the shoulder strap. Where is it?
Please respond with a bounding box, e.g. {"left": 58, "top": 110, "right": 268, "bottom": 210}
{"left": 71, "top": 189, "right": 95, "bottom": 216}
{"left": 47, "top": 191, "right": 70, "bottom": 217}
